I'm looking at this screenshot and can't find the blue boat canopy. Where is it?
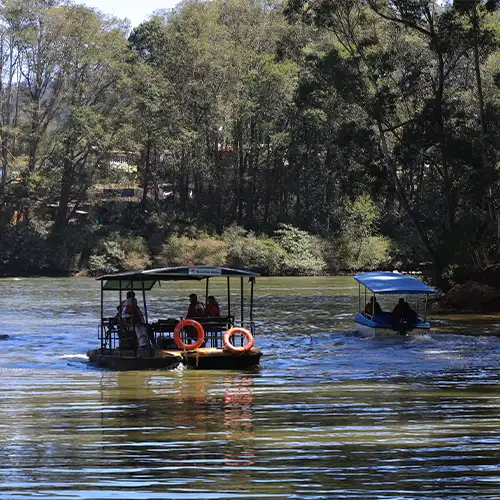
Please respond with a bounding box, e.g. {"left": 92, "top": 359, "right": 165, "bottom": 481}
{"left": 354, "top": 272, "right": 435, "bottom": 295}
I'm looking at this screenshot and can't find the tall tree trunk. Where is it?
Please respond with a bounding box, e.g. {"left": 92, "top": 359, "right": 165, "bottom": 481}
{"left": 470, "top": 4, "right": 493, "bottom": 222}
{"left": 54, "top": 159, "right": 73, "bottom": 232}
{"left": 377, "top": 120, "right": 441, "bottom": 279}
{"left": 237, "top": 123, "right": 244, "bottom": 225}
{"left": 27, "top": 100, "right": 40, "bottom": 172}
{"left": 141, "top": 138, "right": 151, "bottom": 210}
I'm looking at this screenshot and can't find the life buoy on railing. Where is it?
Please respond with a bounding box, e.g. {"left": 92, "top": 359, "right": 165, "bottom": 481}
{"left": 174, "top": 319, "right": 205, "bottom": 350}
{"left": 223, "top": 327, "right": 254, "bottom": 353}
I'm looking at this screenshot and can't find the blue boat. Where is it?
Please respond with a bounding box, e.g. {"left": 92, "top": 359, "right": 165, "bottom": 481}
{"left": 354, "top": 272, "right": 436, "bottom": 336}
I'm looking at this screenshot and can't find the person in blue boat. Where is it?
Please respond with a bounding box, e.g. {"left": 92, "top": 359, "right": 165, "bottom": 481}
{"left": 365, "top": 296, "right": 383, "bottom": 317}
{"left": 391, "top": 298, "right": 418, "bottom": 332}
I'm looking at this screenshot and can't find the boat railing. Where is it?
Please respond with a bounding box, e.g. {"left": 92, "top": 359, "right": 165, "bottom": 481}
{"left": 99, "top": 315, "right": 255, "bottom": 352}
{"left": 100, "top": 316, "right": 138, "bottom": 352}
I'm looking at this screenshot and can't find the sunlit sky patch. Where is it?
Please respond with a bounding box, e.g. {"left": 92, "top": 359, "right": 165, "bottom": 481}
{"left": 81, "top": 0, "right": 179, "bottom": 28}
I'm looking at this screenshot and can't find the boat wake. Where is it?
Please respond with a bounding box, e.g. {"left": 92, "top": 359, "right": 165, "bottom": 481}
{"left": 409, "top": 333, "right": 435, "bottom": 343}
{"left": 58, "top": 354, "right": 88, "bottom": 362}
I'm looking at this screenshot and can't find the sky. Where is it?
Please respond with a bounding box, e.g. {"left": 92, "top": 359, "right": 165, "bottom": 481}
{"left": 80, "top": 0, "right": 179, "bottom": 28}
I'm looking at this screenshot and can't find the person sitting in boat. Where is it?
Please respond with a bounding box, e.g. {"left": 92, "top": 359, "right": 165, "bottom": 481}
{"left": 187, "top": 293, "right": 205, "bottom": 318}
{"left": 365, "top": 296, "right": 382, "bottom": 317}
{"left": 205, "top": 295, "right": 220, "bottom": 317}
{"left": 403, "top": 300, "right": 418, "bottom": 325}
{"left": 120, "top": 291, "right": 149, "bottom": 350}
{"left": 391, "top": 298, "right": 417, "bottom": 331}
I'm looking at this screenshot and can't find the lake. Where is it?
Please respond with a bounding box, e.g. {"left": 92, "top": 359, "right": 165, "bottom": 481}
{"left": 0, "top": 276, "right": 500, "bottom": 499}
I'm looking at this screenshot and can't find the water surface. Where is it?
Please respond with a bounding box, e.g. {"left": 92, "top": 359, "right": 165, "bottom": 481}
{"left": 0, "top": 277, "right": 499, "bottom": 499}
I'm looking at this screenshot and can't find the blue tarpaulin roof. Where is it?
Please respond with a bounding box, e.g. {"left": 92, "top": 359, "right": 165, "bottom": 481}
{"left": 354, "top": 272, "right": 435, "bottom": 295}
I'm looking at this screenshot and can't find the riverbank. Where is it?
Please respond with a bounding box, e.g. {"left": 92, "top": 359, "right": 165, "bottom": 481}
{"left": 0, "top": 222, "right": 396, "bottom": 278}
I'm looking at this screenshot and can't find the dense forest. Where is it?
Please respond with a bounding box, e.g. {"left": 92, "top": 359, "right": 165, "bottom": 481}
{"left": 0, "top": 0, "right": 498, "bottom": 288}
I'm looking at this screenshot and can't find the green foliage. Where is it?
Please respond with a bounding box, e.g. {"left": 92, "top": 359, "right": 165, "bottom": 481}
{"left": 341, "top": 194, "right": 380, "bottom": 239}
{"left": 223, "top": 225, "right": 284, "bottom": 274}
{"left": 0, "top": 0, "right": 499, "bottom": 285}
{"left": 326, "top": 195, "right": 393, "bottom": 272}
{"left": 154, "top": 234, "right": 228, "bottom": 267}
{"left": 88, "top": 232, "right": 150, "bottom": 275}
{"left": 0, "top": 224, "right": 49, "bottom": 275}
{"left": 435, "top": 215, "right": 500, "bottom": 288}
{"left": 330, "top": 235, "right": 392, "bottom": 272}
{"left": 273, "top": 224, "right": 327, "bottom": 275}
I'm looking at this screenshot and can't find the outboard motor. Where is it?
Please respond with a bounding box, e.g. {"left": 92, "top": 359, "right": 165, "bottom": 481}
{"left": 392, "top": 316, "right": 410, "bottom": 335}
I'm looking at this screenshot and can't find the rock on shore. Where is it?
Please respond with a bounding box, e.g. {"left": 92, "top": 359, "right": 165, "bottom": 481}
{"left": 436, "top": 264, "right": 500, "bottom": 313}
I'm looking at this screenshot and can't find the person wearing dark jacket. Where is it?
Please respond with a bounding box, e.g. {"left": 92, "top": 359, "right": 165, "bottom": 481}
{"left": 365, "top": 296, "right": 383, "bottom": 316}
{"left": 391, "top": 298, "right": 417, "bottom": 332}
{"left": 187, "top": 293, "right": 205, "bottom": 318}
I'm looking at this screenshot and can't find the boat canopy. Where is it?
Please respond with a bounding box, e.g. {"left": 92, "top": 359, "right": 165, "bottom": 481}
{"left": 354, "top": 272, "right": 435, "bottom": 295}
{"left": 98, "top": 266, "right": 260, "bottom": 291}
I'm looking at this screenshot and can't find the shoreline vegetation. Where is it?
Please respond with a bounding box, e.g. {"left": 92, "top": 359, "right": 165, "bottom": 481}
{"left": 0, "top": 0, "right": 498, "bottom": 313}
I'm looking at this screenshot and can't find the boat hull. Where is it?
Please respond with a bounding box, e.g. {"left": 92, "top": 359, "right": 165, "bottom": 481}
{"left": 87, "top": 347, "right": 262, "bottom": 370}
{"left": 354, "top": 312, "right": 431, "bottom": 337}
{"left": 355, "top": 322, "right": 431, "bottom": 338}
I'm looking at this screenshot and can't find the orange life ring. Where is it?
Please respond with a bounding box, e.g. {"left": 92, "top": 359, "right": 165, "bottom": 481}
{"left": 223, "top": 327, "right": 254, "bottom": 353}
{"left": 174, "top": 319, "right": 205, "bottom": 350}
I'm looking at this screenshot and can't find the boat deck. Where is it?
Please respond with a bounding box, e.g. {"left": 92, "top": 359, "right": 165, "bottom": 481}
{"left": 88, "top": 346, "right": 262, "bottom": 370}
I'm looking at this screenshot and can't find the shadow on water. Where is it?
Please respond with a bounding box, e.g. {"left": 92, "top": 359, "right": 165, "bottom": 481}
{"left": 1, "top": 277, "right": 500, "bottom": 498}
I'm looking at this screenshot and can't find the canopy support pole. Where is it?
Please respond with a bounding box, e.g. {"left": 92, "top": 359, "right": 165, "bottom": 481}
{"left": 250, "top": 278, "right": 254, "bottom": 323}
{"left": 100, "top": 280, "right": 104, "bottom": 350}
{"left": 227, "top": 277, "right": 231, "bottom": 319}
{"left": 130, "top": 281, "right": 136, "bottom": 342}
{"left": 240, "top": 277, "right": 244, "bottom": 327}
{"left": 424, "top": 295, "right": 428, "bottom": 322}
{"left": 205, "top": 278, "right": 209, "bottom": 308}
{"left": 358, "top": 283, "right": 361, "bottom": 313}
{"left": 141, "top": 276, "right": 148, "bottom": 325}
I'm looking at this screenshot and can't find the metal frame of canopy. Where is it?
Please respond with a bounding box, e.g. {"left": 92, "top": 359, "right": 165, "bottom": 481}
{"left": 97, "top": 266, "right": 260, "bottom": 352}
{"left": 354, "top": 272, "right": 435, "bottom": 321}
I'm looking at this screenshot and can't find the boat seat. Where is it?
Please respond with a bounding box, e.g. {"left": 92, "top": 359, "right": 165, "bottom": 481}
{"left": 371, "top": 311, "right": 392, "bottom": 325}
{"left": 150, "top": 317, "right": 234, "bottom": 348}
{"left": 151, "top": 319, "right": 180, "bottom": 333}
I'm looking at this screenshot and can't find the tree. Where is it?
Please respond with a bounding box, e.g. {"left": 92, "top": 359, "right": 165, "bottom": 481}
{"left": 50, "top": 6, "right": 131, "bottom": 231}
{"left": 287, "top": 0, "right": 500, "bottom": 284}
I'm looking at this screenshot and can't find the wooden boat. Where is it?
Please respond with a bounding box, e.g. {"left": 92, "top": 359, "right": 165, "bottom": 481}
{"left": 354, "top": 272, "right": 435, "bottom": 337}
{"left": 87, "top": 266, "right": 262, "bottom": 370}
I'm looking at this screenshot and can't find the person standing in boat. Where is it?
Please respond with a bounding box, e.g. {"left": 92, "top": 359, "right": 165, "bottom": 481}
{"left": 121, "top": 291, "right": 149, "bottom": 350}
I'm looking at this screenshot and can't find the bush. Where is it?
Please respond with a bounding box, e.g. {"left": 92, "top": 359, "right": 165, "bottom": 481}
{"left": 223, "top": 225, "right": 284, "bottom": 274}
{"left": 154, "top": 234, "right": 228, "bottom": 267}
{"left": 88, "top": 232, "right": 150, "bottom": 275}
{"left": 47, "top": 225, "right": 92, "bottom": 274}
{"left": 273, "top": 223, "right": 326, "bottom": 275}
{"left": 0, "top": 223, "right": 49, "bottom": 275}
{"left": 325, "top": 194, "right": 392, "bottom": 272}
{"left": 329, "top": 234, "right": 392, "bottom": 272}
{"left": 436, "top": 215, "right": 500, "bottom": 289}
